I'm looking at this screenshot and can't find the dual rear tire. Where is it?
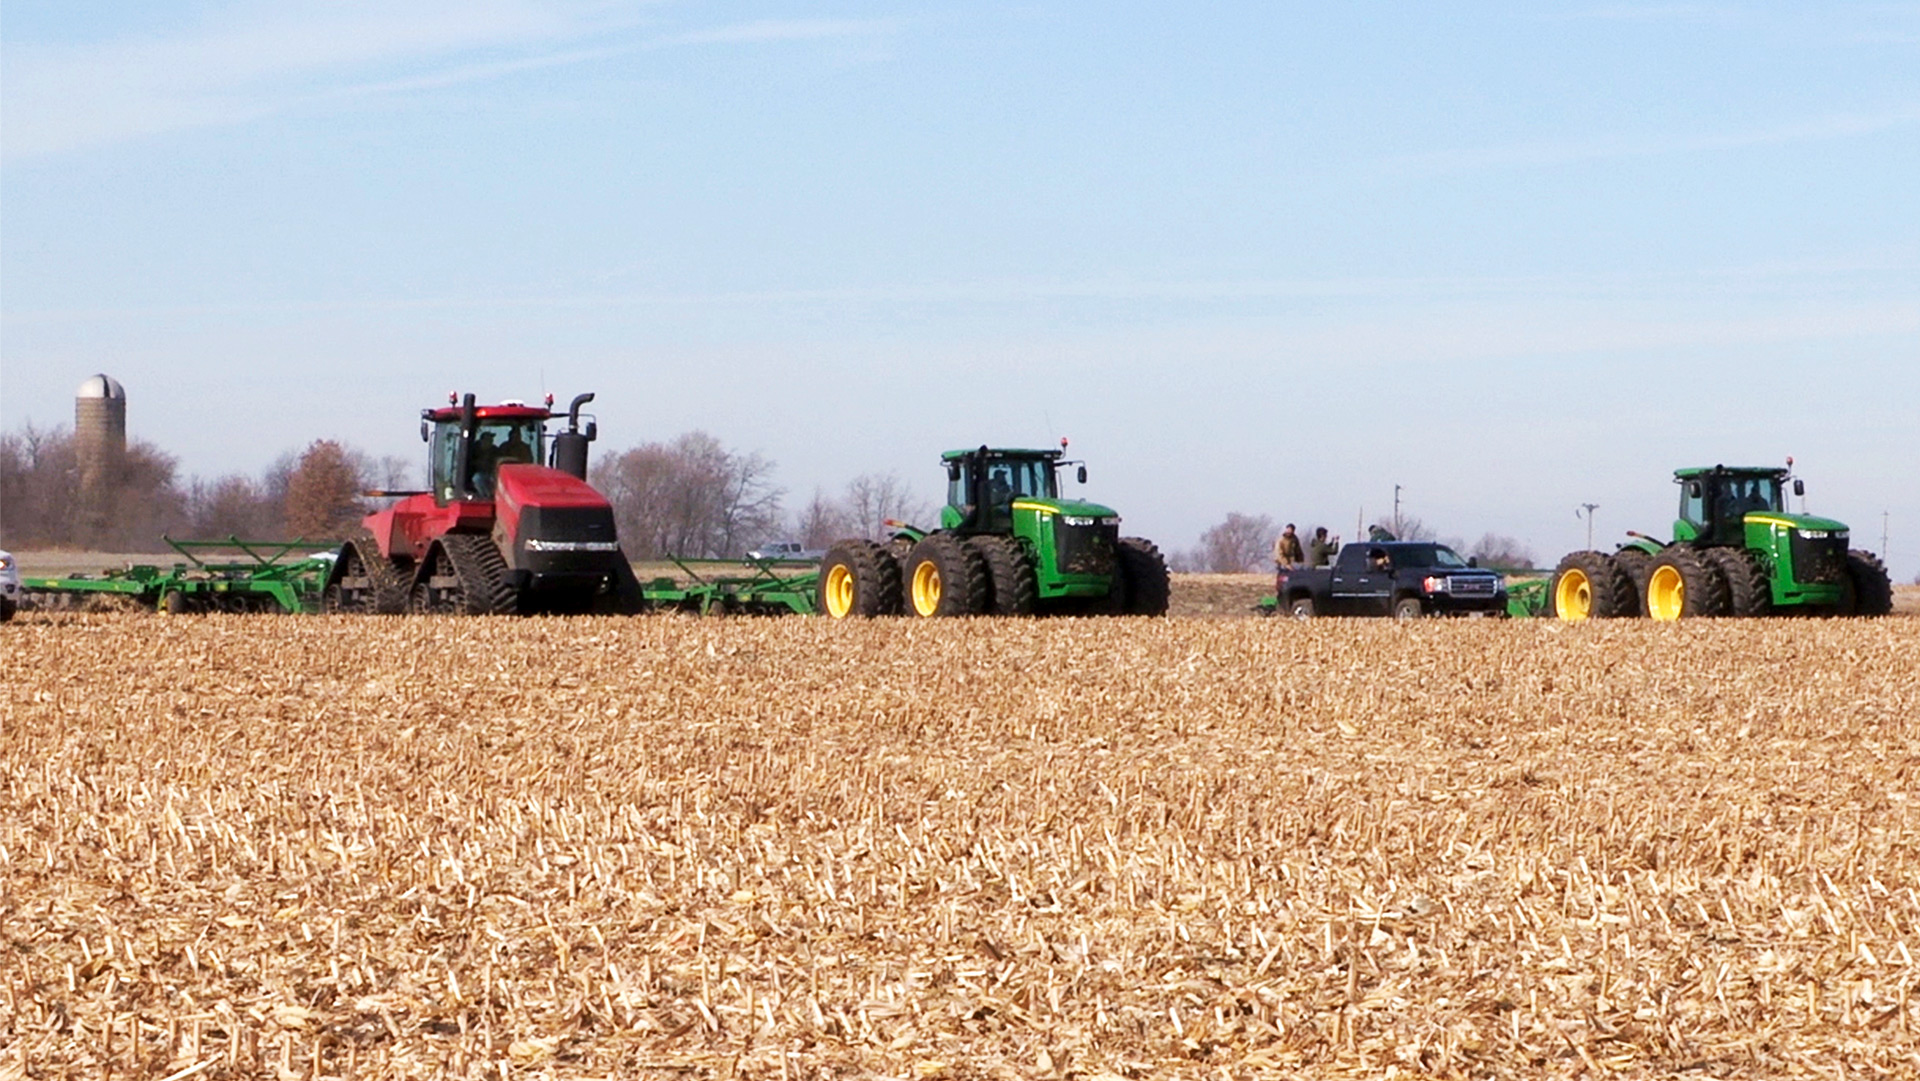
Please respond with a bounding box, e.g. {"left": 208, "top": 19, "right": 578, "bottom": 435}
{"left": 816, "top": 532, "right": 1170, "bottom": 618}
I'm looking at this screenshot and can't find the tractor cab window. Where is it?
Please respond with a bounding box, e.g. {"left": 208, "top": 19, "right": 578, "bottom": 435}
{"left": 429, "top": 417, "right": 543, "bottom": 501}
{"left": 989, "top": 457, "right": 1056, "bottom": 502}
{"left": 1678, "top": 480, "right": 1708, "bottom": 530}
{"left": 1713, "top": 475, "right": 1781, "bottom": 519}
{"left": 469, "top": 420, "right": 543, "bottom": 496}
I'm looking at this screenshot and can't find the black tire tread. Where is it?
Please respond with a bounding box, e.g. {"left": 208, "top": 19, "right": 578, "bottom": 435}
{"left": 904, "top": 533, "right": 989, "bottom": 617}
{"left": 818, "top": 539, "right": 904, "bottom": 617}
{"left": 1117, "top": 537, "right": 1171, "bottom": 616}
{"left": 1651, "top": 547, "right": 1731, "bottom": 618}
{"left": 1846, "top": 549, "right": 1895, "bottom": 616}
{"left": 1705, "top": 548, "right": 1772, "bottom": 617}
{"left": 1548, "top": 551, "right": 1636, "bottom": 619}
{"left": 969, "top": 535, "right": 1038, "bottom": 616}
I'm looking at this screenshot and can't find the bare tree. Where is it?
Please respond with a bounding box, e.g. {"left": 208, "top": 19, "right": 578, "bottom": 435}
{"left": 840, "top": 472, "right": 933, "bottom": 540}
{"left": 186, "top": 475, "right": 282, "bottom": 539}
{"left": 1468, "top": 533, "right": 1536, "bottom": 570}
{"left": 1193, "top": 512, "right": 1277, "bottom": 572}
{"left": 0, "top": 424, "right": 77, "bottom": 547}
{"left": 283, "top": 440, "right": 367, "bottom": 539}
{"left": 794, "top": 487, "right": 854, "bottom": 550}
{"left": 593, "top": 431, "right": 784, "bottom": 559}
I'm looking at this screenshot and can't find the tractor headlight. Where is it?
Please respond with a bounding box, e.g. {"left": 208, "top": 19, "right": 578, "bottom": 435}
{"left": 1797, "top": 529, "right": 1831, "bottom": 539}
{"left": 1062, "top": 516, "right": 1095, "bottom": 527}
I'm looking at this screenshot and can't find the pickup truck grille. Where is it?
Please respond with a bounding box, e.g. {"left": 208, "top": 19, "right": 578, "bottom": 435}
{"left": 1446, "top": 576, "right": 1499, "bottom": 597}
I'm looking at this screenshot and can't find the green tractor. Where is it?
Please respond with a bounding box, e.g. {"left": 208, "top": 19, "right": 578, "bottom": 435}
{"left": 817, "top": 443, "right": 1170, "bottom": 618}
{"left": 1549, "top": 462, "right": 1893, "bottom": 620}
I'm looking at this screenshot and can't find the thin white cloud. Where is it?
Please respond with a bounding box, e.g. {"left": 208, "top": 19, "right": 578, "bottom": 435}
{"left": 0, "top": 4, "right": 895, "bottom": 161}
{"left": 1388, "top": 104, "right": 1920, "bottom": 173}
{"left": 1547, "top": 4, "right": 1748, "bottom": 22}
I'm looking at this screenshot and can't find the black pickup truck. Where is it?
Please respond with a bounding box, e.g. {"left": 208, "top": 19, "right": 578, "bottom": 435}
{"left": 1273, "top": 541, "right": 1507, "bottom": 618}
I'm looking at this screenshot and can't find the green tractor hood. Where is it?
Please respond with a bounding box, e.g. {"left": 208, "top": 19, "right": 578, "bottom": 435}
{"left": 1010, "top": 496, "right": 1119, "bottom": 520}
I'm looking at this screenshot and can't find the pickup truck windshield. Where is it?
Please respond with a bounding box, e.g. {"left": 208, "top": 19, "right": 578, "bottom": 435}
{"left": 1389, "top": 544, "right": 1470, "bottom": 568}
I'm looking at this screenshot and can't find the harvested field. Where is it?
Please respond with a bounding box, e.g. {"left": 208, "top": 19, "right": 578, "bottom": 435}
{"left": 3, "top": 614, "right": 1919, "bottom": 1079}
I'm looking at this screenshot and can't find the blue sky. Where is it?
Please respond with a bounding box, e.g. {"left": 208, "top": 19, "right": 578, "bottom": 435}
{"left": 3, "top": 2, "right": 1917, "bottom": 575}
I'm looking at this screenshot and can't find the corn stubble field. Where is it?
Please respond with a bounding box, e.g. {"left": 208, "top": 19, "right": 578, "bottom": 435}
{"left": 4, "top": 610, "right": 1918, "bottom": 1080}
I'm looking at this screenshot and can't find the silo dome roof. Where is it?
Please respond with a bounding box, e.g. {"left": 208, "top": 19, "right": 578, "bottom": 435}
{"left": 76, "top": 374, "right": 126, "bottom": 399}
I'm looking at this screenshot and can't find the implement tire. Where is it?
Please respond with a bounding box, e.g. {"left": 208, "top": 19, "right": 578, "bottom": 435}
{"left": 1117, "top": 537, "right": 1171, "bottom": 616}
{"left": 1646, "top": 547, "right": 1729, "bottom": 620}
{"left": 1844, "top": 550, "right": 1894, "bottom": 616}
{"left": 969, "top": 535, "right": 1037, "bottom": 616}
{"left": 904, "top": 534, "right": 989, "bottom": 617}
{"left": 1705, "top": 548, "right": 1772, "bottom": 617}
{"left": 1548, "top": 551, "right": 1635, "bottom": 620}
{"left": 818, "top": 539, "right": 903, "bottom": 618}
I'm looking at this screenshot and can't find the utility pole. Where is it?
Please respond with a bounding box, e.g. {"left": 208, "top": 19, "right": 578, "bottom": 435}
{"left": 1393, "top": 484, "right": 1402, "bottom": 539}
{"left": 1884, "top": 510, "right": 1891, "bottom": 561}
{"left": 1578, "top": 503, "right": 1600, "bottom": 551}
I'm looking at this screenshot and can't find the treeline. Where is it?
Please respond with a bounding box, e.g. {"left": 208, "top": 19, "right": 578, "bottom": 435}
{"left": 1169, "top": 511, "right": 1537, "bottom": 572}
{"left": 0, "top": 424, "right": 410, "bottom": 550}
{"left": 0, "top": 421, "right": 932, "bottom": 559}
{"left": 590, "top": 431, "right": 930, "bottom": 559}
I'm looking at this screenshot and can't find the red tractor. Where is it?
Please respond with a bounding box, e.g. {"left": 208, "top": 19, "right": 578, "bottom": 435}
{"left": 322, "top": 392, "right": 644, "bottom": 615}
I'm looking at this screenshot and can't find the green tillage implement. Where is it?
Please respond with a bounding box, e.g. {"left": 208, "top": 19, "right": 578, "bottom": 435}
{"left": 639, "top": 555, "right": 822, "bottom": 615}
{"left": 20, "top": 537, "right": 337, "bottom": 614}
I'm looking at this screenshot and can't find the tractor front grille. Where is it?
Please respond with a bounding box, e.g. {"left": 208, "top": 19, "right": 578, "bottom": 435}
{"left": 1054, "top": 518, "right": 1119, "bottom": 576}
{"left": 1789, "top": 531, "right": 1849, "bottom": 585}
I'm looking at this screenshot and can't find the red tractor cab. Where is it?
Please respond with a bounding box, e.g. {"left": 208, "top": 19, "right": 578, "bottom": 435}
{"left": 323, "top": 392, "right": 644, "bottom": 615}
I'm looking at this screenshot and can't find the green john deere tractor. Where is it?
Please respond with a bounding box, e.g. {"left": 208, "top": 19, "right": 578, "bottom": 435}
{"left": 1549, "top": 463, "right": 1893, "bottom": 620}
{"left": 817, "top": 444, "right": 1170, "bottom": 618}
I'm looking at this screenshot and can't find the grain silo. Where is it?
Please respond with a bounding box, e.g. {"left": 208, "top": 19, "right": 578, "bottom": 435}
{"left": 75, "top": 373, "right": 127, "bottom": 490}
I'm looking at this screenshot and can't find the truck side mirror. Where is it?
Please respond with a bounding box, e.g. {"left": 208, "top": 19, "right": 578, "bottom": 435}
{"left": 1793, "top": 479, "right": 1804, "bottom": 496}
{"left": 1468, "top": 556, "right": 1479, "bottom": 568}
{"left": 1077, "top": 465, "right": 1087, "bottom": 484}
{"left": 420, "top": 421, "right": 430, "bottom": 442}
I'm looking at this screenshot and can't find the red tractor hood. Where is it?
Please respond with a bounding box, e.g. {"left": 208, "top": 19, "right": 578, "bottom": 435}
{"left": 494, "top": 464, "right": 612, "bottom": 541}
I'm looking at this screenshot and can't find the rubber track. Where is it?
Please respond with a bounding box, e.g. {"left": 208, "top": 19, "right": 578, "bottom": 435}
{"left": 439, "top": 534, "right": 519, "bottom": 615}
{"left": 330, "top": 531, "right": 409, "bottom": 614}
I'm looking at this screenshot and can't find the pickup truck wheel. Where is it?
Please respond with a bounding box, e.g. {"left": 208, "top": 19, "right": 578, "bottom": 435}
{"left": 1288, "top": 596, "right": 1315, "bottom": 619}
{"left": 1392, "top": 596, "right": 1425, "bottom": 619}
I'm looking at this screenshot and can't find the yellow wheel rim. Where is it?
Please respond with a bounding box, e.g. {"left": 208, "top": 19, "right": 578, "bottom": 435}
{"left": 1554, "top": 569, "right": 1591, "bottom": 621}
{"left": 823, "top": 563, "right": 854, "bottom": 618}
{"left": 1648, "top": 565, "right": 1684, "bottom": 621}
{"left": 911, "top": 560, "right": 942, "bottom": 616}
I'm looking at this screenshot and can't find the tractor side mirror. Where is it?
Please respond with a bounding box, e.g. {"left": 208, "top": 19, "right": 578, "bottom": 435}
{"left": 947, "top": 462, "right": 961, "bottom": 482}
{"left": 420, "top": 421, "right": 430, "bottom": 442}
{"left": 1793, "top": 479, "right": 1804, "bottom": 496}
{"left": 584, "top": 421, "right": 597, "bottom": 441}
{"left": 1687, "top": 480, "right": 1702, "bottom": 498}
{"left": 1077, "top": 465, "right": 1087, "bottom": 484}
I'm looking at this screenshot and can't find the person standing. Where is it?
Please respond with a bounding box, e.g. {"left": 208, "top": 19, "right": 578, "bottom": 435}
{"left": 1307, "top": 526, "right": 1339, "bottom": 567}
{"left": 1273, "top": 523, "right": 1304, "bottom": 569}
{"left": 1272, "top": 523, "right": 1304, "bottom": 602}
